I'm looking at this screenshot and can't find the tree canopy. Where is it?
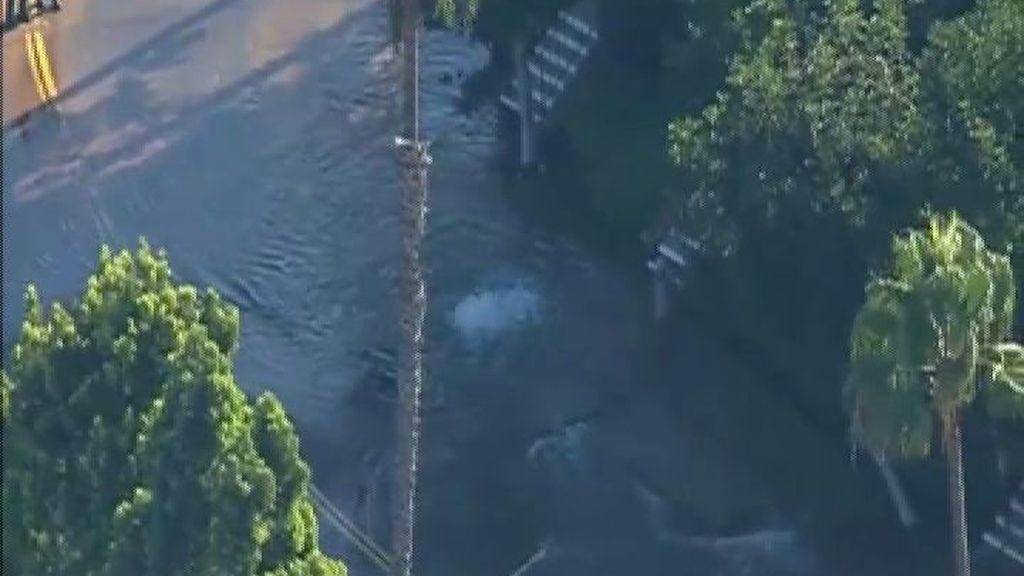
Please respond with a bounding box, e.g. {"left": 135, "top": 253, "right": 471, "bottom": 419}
{"left": 846, "top": 212, "right": 1024, "bottom": 459}
{"left": 435, "top": 0, "right": 576, "bottom": 45}
{"left": 845, "top": 211, "right": 1024, "bottom": 575}
{"left": 668, "top": 0, "right": 931, "bottom": 256}
{"left": 2, "top": 243, "right": 346, "bottom": 576}
{"left": 668, "top": 0, "right": 1023, "bottom": 259}
{"left": 920, "top": 0, "right": 1024, "bottom": 253}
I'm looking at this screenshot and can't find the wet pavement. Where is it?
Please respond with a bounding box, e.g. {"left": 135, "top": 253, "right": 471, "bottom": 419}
{"left": 2, "top": 2, "right": 941, "bottom": 575}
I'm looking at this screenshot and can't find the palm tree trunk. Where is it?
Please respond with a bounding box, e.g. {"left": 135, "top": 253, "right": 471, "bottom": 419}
{"left": 391, "top": 0, "right": 427, "bottom": 575}
{"left": 944, "top": 413, "right": 971, "bottom": 576}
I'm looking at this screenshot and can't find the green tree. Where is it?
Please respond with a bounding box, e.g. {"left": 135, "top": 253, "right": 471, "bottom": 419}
{"left": 668, "top": 0, "right": 928, "bottom": 256}
{"left": 920, "top": 0, "right": 1024, "bottom": 256}
{"left": 2, "top": 243, "right": 346, "bottom": 576}
{"left": 435, "top": 0, "right": 479, "bottom": 30}
{"left": 667, "top": 0, "right": 1024, "bottom": 263}
{"left": 434, "top": 0, "right": 575, "bottom": 47}
{"left": 1, "top": 372, "right": 10, "bottom": 422}
{"left": 846, "top": 212, "right": 1024, "bottom": 576}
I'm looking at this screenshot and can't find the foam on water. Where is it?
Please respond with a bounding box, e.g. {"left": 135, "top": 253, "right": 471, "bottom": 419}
{"left": 451, "top": 282, "right": 542, "bottom": 344}
{"left": 687, "top": 529, "right": 816, "bottom": 575}
{"left": 527, "top": 422, "right": 589, "bottom": 470}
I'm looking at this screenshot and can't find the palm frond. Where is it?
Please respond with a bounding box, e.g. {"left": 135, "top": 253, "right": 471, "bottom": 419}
{"left": 846, "top": 212, "right": 1021, "bottom": 458}
{"left": 851, "top": 371, "right": 934, "bottom": 459}
{"left": 988, "top": 252, "right": 1015, "bottom": 339}
{"left": 986, "top": 342, "right": 1024, "bottom": 419}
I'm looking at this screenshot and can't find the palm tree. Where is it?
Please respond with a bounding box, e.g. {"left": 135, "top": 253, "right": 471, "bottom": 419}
{"left": 846, "top": 211, "right": 1024, "bottom": 576}
{"left": 391, "top": 0, "right": 429, "bottom": 575}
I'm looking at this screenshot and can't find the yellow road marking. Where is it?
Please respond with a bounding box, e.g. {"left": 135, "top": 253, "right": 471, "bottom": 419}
{"left": 23, "top": 7, "right": 58, "bottom": 106}
{"left": 31, "top": 27, "right": 58, "bottom": 100}
{"left": 24, "top": 27, "right": 49, "bottom": 102}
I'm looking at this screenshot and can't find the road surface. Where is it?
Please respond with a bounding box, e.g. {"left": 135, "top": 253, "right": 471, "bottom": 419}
{"left": 2, "top": 1, "right": 943, "bottom": 575}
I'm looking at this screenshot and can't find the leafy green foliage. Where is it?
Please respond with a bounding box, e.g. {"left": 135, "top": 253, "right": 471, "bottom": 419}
{"left": 1, "top": 372, "right": 10, "bottom": 422}
{"left": 2, "top": 243, "right": 346, "bottom": 576}
{"left": 920, "top": 0, "right": 1024, "bottom": 252}
{"left": 668, "top": 0, "right": 929, "bottom": 256}
{"left": 804, "top": 0, "right": 923, "bottom": 168}
{"left": 435, "top": 0, "right": 575, "bottom": 46}
{"left": 846, "top": 213, "right": 1024, "bottom": 459}
{"left": 435, "top": 0, "right": 479, "bottom": 30}
{"left": 986, "top": 343, "right": 1024, "bottom": 418}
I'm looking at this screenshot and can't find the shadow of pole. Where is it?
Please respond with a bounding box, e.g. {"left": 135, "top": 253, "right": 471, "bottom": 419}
{"left": 8, "top": 0, "right": 391, "bottom": 199}
{"left": 48, "top": 0, "right": 243, "bottom": 109}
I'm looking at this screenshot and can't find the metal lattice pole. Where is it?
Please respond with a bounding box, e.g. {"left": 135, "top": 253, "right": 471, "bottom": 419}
{"left": 391, "top": 137, "right": 429, "bottom": 576}
{"left": 391, "top": 0, "right": 427, "bottom": 573}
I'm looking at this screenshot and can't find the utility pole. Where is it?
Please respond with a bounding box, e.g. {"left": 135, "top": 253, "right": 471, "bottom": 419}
{"left": 391, "top": 0, "right": 429, "bottom": 574}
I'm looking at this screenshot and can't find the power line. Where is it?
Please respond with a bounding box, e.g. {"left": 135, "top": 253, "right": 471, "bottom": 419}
{"left": 309, "top": 483, "right": 392, "bottom": 573}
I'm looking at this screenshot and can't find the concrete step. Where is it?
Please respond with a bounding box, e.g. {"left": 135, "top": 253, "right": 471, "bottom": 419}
{"left": 533, "top": 45, "right": 577, "bottom": 76}
{"left": 527, "top": 62, "right": 566, "bottom": 92}
{"left": 984, "top": 531, "right": 1024, "bottom": 567}
{"left": 558, "top": 10, "right": 599, "bottom": 41}
{"left": 994, "top": 521, "right": 1024, "bottom": 554}
{"left": 524, "top": 53, "right": 572, "bottom": 87}
{"left": 551, "top": 17, "right": 596, "bottom": 52}
{"left": 499, "top": 3, "right": 599, "bottom": 127}
{"left": 498, "top": 93, "right": 543, "bottom": 123}
{"left": 510, "top": 78, "right": 559, "bottom": 107}
{"left": 528, "top": 87, "right": 554, "bottom": 109}
{"left": 996, "top": 515, "right": 1024, "bottom": 540}
{"left": 544, "top": 26, "right": 590, "bottom": 58}
{"left": 984, "top": 486, "right": 1024, "bottom": 569}
{"left": 508, "top": 81, "right": 556, "bottom": 110}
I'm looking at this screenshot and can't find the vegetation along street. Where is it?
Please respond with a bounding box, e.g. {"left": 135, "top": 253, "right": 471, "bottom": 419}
{"left": 3, "top": 0, "right": 1022, "bottom": 575}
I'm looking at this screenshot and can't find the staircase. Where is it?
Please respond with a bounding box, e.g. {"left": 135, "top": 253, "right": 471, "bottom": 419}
{"left": 647, "top": 227, "right": 702, "bottom": 289}
{"left": 499, "top": 2, "right": 600, "bottom": 124}
{"left": 983, "top": 481, "right": 1024, "bottom": 569}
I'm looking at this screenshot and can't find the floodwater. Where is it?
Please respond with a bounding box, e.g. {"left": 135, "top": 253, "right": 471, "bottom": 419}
{"left": 2, "top": 1, "right": 924, "bottom": 575}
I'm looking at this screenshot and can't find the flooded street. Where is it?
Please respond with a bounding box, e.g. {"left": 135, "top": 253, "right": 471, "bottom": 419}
{"left": 2, "top": 1, "right": 908, "bottom": 575}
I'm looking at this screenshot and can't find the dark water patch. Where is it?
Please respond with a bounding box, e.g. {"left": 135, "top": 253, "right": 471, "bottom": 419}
{"left": 1, "top": 1, "right": 938, "bottom": 575}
